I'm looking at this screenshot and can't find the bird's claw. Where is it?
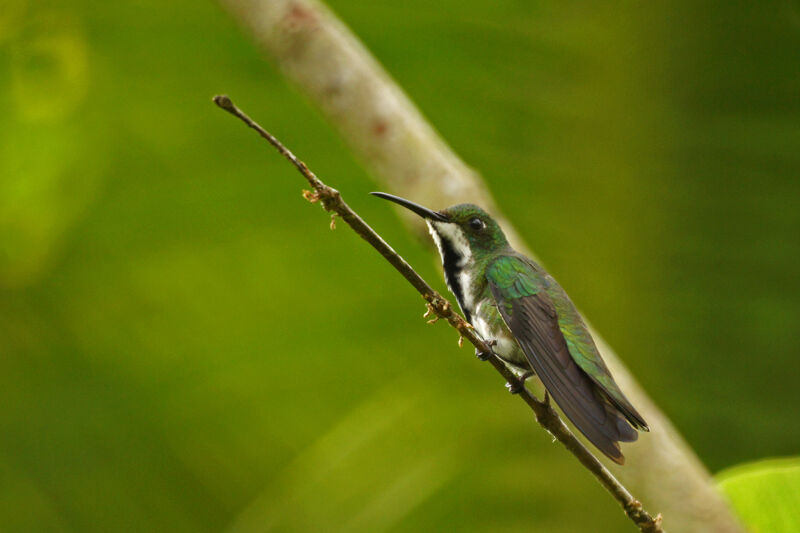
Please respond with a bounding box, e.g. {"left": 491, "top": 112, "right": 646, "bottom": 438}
{"left": 506, "top": 370, "right": 535, "bottom": 395}
{"left": 475, "top": 339, "right": 497, "bottom": 361}
{"left": 506, "top": 381, "right": 524, "bottom": 395}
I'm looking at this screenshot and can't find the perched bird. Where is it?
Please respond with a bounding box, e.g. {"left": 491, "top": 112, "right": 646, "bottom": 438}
{"left": 372, "top": 192, "right": 649, "bottom": 464}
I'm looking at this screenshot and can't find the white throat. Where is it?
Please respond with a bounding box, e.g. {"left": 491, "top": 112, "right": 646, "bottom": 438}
{"left": 426, "top": 221, "right": 478, "bottom": 316}
{"left": 427, "top": 221, "right": 472, "bottom": 267}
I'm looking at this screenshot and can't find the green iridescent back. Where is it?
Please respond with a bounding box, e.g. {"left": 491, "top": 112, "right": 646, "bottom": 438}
{"left": 486, "top": 254, "right": 632, "bottom": 410}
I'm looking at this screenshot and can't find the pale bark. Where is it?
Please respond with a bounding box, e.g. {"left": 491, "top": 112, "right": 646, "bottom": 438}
{"left": 217, "top": 1, "right": 744, "bottom": 531}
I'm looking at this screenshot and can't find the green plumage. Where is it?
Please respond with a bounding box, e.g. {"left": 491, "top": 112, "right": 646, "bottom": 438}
{"left": 372, "top": 192, "right": 649, "bottom": 464}
{"left": 487, "top": 255, "right": 646, "bottom": 435}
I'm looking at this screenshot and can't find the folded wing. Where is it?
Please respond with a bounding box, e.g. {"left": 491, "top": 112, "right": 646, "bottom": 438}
{"left": 487, "top": 255, "right": 640, "bottom": 464}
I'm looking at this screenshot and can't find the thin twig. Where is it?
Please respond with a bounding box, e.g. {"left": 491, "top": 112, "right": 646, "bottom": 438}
{"left": 218, "top": 4, "right": 745, "bottom": 531}
{"left": 213, "top": 94, "right": 664, "bottom": 533}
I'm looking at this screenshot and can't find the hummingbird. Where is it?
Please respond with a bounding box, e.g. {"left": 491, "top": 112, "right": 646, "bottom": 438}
{"left": 372, "top": 192, "right": 649, "bottom": 464}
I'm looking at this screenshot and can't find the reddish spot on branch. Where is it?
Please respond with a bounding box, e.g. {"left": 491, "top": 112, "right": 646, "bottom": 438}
{"left": 285, "top": 2, "right": 317, "bottom": 30}
{"left": 372, "top": 120, "right": 388, "bottom": 137}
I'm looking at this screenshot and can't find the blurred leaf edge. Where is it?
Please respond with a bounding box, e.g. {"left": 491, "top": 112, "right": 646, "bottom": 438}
{"left": 716, "top": 456, "right": 800, "bottom": 533}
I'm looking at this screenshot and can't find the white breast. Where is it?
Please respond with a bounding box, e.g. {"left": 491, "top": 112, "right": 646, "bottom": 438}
{"left": 472, "top": 301, "right": 521, "bottom": 363}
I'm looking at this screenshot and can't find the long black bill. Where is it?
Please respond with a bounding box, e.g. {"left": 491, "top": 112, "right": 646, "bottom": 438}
{"left": 370, "top": 192, "right": 449, "bottom": 222}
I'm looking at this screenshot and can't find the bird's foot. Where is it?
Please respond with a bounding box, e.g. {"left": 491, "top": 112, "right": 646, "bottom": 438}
{"left": 506, "top": 370, "right": 534, "bottom": 395}
{"left": 475, "top": 339, "right": 497, "bottom": 361}
{"left": 543, "top": 390, "right": 550, "bottom": 406}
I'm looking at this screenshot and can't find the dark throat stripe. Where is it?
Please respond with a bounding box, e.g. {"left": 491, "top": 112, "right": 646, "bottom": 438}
{"left": 439, "top": 237, "right": 471, "bottom": 323}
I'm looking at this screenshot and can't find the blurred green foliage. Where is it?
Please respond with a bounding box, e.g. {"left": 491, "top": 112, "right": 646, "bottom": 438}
{"left": 1, "top": 0, "right": 799, "bottom": 531}
{"left": 718, "top": 457, "right": 800, "bottom": 533}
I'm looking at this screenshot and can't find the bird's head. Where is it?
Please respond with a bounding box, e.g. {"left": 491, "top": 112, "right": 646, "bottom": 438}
{"left": 371, "top": 192, "right": 510, "bottom": 263}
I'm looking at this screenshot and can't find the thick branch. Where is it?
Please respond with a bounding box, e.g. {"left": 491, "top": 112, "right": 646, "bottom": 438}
{"left": 214, "top": 95, "right": 664, "bottom": 533}
{"left": 215, "top": 2, "right": 744, "bottom": 531}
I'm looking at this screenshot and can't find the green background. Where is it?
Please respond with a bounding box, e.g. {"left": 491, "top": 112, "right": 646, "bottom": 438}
{"left": 2, "top": 0, "right": 799, "bottom": 531}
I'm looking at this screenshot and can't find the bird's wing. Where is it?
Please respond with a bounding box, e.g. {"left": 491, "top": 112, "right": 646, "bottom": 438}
{"left": 546, "top": 279, "right": 649, "bottom": 432}
{"left": 486, "top": 255, "right": 637, "bottom": 464}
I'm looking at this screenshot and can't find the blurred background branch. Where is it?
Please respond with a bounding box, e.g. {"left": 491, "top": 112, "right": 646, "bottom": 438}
{"left": 217, "top": 0, "right": 743, "bottom": 531}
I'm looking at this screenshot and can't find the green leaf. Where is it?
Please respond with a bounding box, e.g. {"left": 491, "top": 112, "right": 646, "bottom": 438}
{"left": 716, "top": 457, "right": 800, "bottom": 533}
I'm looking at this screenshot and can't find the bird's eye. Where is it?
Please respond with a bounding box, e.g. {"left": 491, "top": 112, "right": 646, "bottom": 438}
{"left": 469, "top": 217, "right": 485, "bottom": 231}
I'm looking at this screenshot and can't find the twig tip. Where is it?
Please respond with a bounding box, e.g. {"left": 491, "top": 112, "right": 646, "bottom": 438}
{"left": 213, "top": 94, "right": 235, "bottom": 111}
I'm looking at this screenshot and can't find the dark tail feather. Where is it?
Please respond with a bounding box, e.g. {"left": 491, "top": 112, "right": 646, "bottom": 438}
{"left": 604, "top": 391, "right": 649, "bottom": 432}
{"left": 588, "top": 395, "right": 638, "bottom": 465}
{"left": 552, "top": 387, "right": 639, "bottom": 465}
